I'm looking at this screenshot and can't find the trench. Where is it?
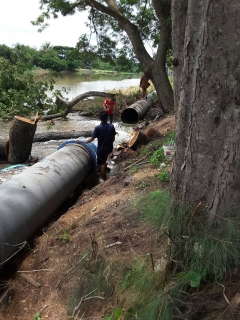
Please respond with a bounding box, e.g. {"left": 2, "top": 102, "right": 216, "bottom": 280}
{"left": 0, "top": 114, "right": 132, "bottom": 277}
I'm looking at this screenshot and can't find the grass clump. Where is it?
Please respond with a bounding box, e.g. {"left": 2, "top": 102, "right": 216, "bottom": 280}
{"left": 68, "top": 255, "right": 116, "bottom": 317}
{"left": 150, "top": 147, "right": 165, "bottom": 166}
{"left": 163, "top": 130, "right": 176, "bottom": 144}
{"left": 139, "top": 140, "right": 163, "bottom": 158}
{"left": 155, "top": 170, "right": 170, "bottom": 182}
{"left": 121, "top": 193, "right": 240, "bottom": 319}
{"left": 133, "top": 190, "right": 170, "bottom": 228}
{"left": 58, "top": 230, "right": 71, "bottom": 244}
{"left": 154, "top": 202, "right": 240, "bottom": 319}
{"left": 168, "top": 202, "right": 240, "bottom": 283}
{"left": 120, "top": 255, "right": 167, "bottom": 320}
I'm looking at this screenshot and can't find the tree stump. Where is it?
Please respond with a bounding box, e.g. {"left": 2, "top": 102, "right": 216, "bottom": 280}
{"left": 128, "top": 131, "right": 149, "bottom": 151}
{"left": 8, "top": 116, "right": 38, "bottom": 164}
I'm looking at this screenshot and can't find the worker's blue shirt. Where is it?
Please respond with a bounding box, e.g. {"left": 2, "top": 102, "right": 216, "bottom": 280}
{"left": 92, "top": 121, "right": 116, "bottom": 155}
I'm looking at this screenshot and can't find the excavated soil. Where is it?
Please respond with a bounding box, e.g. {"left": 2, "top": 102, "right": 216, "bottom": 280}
{"left": 0, "top": 114, "right": 175, "bottom": 320}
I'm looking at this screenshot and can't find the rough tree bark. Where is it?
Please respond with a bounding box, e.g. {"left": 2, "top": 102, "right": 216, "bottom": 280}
{"left": 171, "top": 0, "right": 240, "bottom": 218}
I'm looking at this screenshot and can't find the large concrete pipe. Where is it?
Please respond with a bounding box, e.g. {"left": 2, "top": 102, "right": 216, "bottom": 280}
{"left": 121, "top": 91, "right": 157, "bottom": 124}
{"left": 0, "top": 141, "right": 97, "bottom": 270}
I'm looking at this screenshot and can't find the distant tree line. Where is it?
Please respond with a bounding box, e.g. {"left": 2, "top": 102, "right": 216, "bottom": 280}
{"left": 0, "top": 39, "right": 140, "bottom": 73}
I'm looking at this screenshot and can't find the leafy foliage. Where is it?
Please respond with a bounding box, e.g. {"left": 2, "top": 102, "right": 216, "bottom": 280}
{"left": 0, "top": 57, "right": 55, "bottom": 120}
{"left": 150, "top": 147, "right": 165, "bottom": 166}
{"left": 156, "top": 170, "right": 170, "bottom": 182}
{"left": 32, "top": 0, "right": 166, "bottom": 64}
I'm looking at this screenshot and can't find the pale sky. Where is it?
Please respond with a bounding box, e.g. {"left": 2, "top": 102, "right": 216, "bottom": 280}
{"left": 0, "top": 0, "right": 89, "bottom": 49}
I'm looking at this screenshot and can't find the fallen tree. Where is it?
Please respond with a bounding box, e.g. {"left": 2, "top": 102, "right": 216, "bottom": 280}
{"left": 33, "top": 131, "right": 92, "bottom": 142}
{"left": 40, "top": 91, "right": 116, "bottom": 121}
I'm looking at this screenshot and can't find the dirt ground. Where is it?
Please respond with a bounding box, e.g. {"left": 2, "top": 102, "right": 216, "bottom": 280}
{"left": 0, "top": 114, "right": 175, "bottom": 320}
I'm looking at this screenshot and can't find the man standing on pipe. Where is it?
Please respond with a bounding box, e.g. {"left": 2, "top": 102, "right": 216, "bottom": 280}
{"left": 83, "top": 110, "right": 116, "bottom": 181}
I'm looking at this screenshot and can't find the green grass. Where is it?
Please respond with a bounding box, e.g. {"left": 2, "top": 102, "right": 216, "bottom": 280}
{"left": 122, "top": 192, "right": 240, "bottom": 319}
{"left": 133, "top": 190, "right": 170, "bottom": 228}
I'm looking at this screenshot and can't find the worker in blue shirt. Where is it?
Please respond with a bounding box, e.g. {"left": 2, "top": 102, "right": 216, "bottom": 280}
{"left": 84, "top": 110, "right": 116, "bottom": 181}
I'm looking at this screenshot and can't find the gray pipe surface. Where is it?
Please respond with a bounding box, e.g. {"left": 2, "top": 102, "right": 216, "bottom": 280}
{"left": 121, "top": 91, "right": 157, "bottom": 124}
{"left": 0, "top": 142, "right": 97, "bottom": 270}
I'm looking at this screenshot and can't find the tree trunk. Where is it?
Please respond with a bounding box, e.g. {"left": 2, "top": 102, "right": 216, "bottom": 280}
{"left": 8, "top": 116, "right": 37, "bottom": 164}
{"left": 171, "top": 0, "right": 240, "bottom": 218}
{"left": 152, "top": 0, "right": 174, "bottom": 113}
{"left": 33, "top": 131, "right": 93, "bottom": 142}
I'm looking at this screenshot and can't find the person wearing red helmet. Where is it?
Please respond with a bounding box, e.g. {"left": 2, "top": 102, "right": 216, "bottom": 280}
{"left": 103, "top": 97, "right": 115, "bottom": 123}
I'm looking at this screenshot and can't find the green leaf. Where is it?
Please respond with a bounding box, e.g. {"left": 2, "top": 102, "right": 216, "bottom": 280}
{"left": 113, "top": 307, "right": 122, "bottom": 319}
{"left": 187, "top": 271, "right": 201, "bottom": 287}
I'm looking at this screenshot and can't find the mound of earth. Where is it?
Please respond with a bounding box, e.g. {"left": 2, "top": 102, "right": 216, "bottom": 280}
{"left": 0, "top": 114, "right": 175, "bottom": 320}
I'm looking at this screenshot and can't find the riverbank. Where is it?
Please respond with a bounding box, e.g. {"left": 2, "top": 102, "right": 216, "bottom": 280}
{"left": 32, "top": 67, "right": 140, "bottom": 78}
{"left": 0, "top": 114, "right": 175, "bottom": 320}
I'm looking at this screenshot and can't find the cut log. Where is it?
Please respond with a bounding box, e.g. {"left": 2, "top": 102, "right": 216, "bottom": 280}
{"left": 0, "top": 138, "right": 9, "bottom": 160}
{"left": 8, "top": 116, "right": 38, "bottom": 164}
{"left": 33, "top": 130, "right": 92, "bottom": 142}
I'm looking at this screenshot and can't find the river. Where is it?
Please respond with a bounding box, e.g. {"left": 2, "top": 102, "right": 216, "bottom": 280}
{"left": 0, "top": 73, "right": 137, "bottom": 182}
{"left": 49, "top": 71, "right": 140, "bottom": 100}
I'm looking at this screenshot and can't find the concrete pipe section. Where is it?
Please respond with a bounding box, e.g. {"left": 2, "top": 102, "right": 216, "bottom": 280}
{"left": 0, "top": 141, "right": 97, "bottom": 270}
{"left": 121, "top": 91, "right": 157, "bottom": 124}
